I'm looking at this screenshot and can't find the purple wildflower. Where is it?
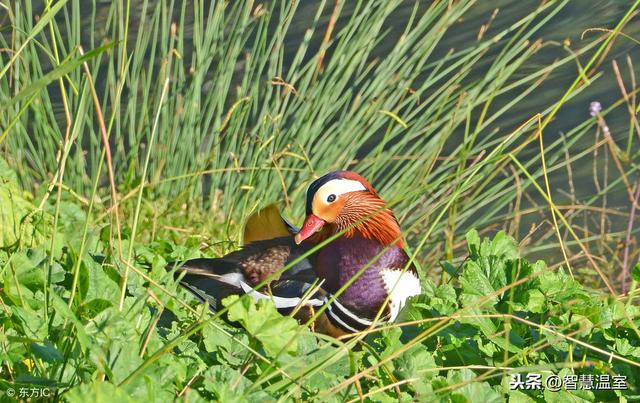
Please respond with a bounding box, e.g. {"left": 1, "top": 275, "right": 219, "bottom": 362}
{"left": 589, "top": 101, "right": 602, "bottom": 117}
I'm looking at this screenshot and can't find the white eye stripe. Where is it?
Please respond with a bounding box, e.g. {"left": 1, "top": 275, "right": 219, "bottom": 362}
{"left": 316, "top": 179, "right": 366, "bottom": 202}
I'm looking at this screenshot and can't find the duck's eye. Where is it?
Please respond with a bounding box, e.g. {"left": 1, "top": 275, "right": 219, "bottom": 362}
{"left": 326, "top": 194, "right": 336, "bottom": 203}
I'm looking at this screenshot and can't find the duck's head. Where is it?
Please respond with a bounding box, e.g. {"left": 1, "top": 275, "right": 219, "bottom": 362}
{"left": 294, "top": 171, "right": 404, "bottom": 247}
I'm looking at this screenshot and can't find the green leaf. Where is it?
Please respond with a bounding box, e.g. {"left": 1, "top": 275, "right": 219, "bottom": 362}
{"left": 466, "top": 230, "right": 519, "bottom": 261}
{"left": 203, "top": 324, "right": 249, "bottom": 366}
{"left": 13, "top": 374, "right": 58, "bottom": 387}
{"left": 80, "top": 299, "right": 114, "bottom": 317}
{"left": 0, "top": 178, "right": 53, "bottom": 248}
{"left": 460, "top": 261, "right": 497, "bottom": 306}
{"left": 417, "top": 279, "right": 458, "bottom": 315}
{"left": 0, "top": 157, "right": 19, "bottom": 182}
{"left": 395, "top": 344, "right": 437, "bottom": 395}
{"left": 526, "top": 289, "right": 546, "bottom": 313}
{"left": 11, "top": 305, "right": 47, "bottom": 340}
{"left": 84, "top": 304, "right": 146, "bottom": 384}
{"left": 443, "top": 369, "right": 502, "bottom": 403}
{"left": 614, "top": 337, "right": 640, "bottom": 358}
{"left": 7, "top": 249, "right": 47, "bottom": 291}
{"left": 508, "top": 389, "right": 537, "bottom": 402}
{"left": 543, "top": 369, "right": 595, "bottom": 402}
{"left": 440, "top": 261, "right": 460, "bottom": 279}
{"left": 82, "top": 257, "right": 120, "bottom": 303}
{"left": 632, "top": 262, "right": 640, "bottom": 282}
{"left": 466, "top": 229, "right": 481, "bottom": 258}
{"left": 65, "top": 381, "right": 137, "bottom": 403}
{"left": 201, "top": 365, "right": 272, "bottom": 402}
{"left": 481, "top": 230, "right": 519, "bottom": 260}
{"left": 50, "top": 290, "right": 89, "bottom": 351}
{"left": 30, "top": 341, "right": 64, "bottom": 363}
{"left": 223, "top": 295, "right": 302, "bottom": 357}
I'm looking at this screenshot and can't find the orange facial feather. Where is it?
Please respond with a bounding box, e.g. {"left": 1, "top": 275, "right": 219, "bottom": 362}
{"left": 332, "top": 192, "right": 404, "bottom": 248}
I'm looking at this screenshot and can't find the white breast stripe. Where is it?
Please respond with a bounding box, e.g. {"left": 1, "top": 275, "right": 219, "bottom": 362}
{"left": 240, "top": 281, "right": 325, "bottom": 308}
{"left": 326, "top": 304, "right": 360, "bottom": 333}
{"left": 330, "top": 297, "right": 375, "bottom": 327}
{"left": 381, "top": 269, "right": 422, "bottom": 321}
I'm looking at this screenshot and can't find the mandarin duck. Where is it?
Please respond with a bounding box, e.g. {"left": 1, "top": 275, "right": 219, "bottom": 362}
{"left": 171, "top": 171, "right": 421, "bottom": 337}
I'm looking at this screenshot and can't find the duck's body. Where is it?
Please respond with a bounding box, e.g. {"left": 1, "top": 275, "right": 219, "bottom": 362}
{"left": 316, "top": 235, "right": 418, "bottom": 317}
{"left": 172, "top": 171, "right": 421, "bottom": 337}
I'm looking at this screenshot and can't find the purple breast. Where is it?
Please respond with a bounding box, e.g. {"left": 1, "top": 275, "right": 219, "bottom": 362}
{"left": 315, "top": 236, "right": 407, "bottom": 316}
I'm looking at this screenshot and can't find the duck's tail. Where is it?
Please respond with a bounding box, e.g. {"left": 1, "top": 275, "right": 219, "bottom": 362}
{"left": 168, "top": 203, "right": 309, "bottom": 310}
{"left": 169, "top": 257, "right": 328, "bottom": 325}
{"left": 167, "top": 257, "right": 247, "bottom": 310}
